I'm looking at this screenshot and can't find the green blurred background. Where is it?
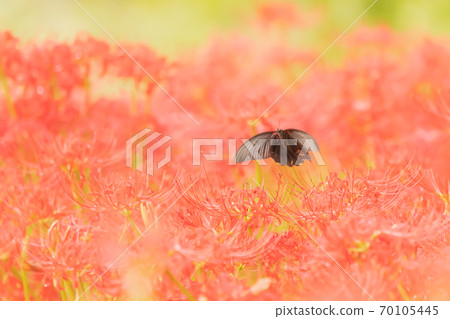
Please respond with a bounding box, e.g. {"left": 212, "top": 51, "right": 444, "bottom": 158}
{"left": 1, "top": 0, "right": 449, "bottom": 56}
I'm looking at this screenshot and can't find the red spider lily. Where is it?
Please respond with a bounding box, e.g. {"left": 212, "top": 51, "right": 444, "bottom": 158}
{"left": 0, "top": 4, "right": 449, "bottom": 301}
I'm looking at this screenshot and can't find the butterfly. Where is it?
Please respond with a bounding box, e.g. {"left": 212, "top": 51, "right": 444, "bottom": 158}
{"left": 235, "top": 129, "right": 319, "bottom": 167}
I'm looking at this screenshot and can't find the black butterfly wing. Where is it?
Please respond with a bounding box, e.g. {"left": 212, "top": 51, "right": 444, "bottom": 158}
{"left": 285, "top": 129, "right": 319, "bottom": 164}
{"left": 235, "top": 131, "right": 275, "bottom": 163}
{"left": 285, "top": 129, "right": 319, "bottom": 150}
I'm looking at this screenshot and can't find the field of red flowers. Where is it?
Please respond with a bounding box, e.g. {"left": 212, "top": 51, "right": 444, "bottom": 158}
{"left": 0, "top": 4, "right": 449, "bottom": 301}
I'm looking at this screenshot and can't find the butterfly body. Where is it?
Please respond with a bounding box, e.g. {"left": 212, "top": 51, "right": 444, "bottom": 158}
{"left": 235, "top": 129, "right": 317, "bottom": 167}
